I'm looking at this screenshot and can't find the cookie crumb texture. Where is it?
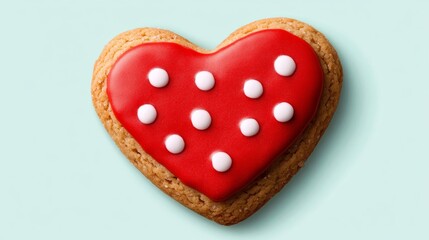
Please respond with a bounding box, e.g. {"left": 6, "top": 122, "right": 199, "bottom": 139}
{"left": 92, "top": 18, "right": 342, "bottom": 225}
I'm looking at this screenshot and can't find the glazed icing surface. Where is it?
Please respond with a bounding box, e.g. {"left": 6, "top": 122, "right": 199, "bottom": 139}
{"left": 107, "top": 29, "right": 323, "bottom": 201}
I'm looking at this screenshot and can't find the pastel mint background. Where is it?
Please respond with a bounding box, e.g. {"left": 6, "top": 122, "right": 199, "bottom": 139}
{"left": 1, "top": 0, "right": 428, "bottom": 239}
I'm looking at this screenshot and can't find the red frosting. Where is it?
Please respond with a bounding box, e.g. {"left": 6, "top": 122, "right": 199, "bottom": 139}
{"left": 107, "top": 29, "right": 323, "bottom": 201}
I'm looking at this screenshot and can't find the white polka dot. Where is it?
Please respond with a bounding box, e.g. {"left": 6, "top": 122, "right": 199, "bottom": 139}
{"left": 211, "top": 152, "right": 232, "bottom": 172}
{"left": 165, "top": 134, "right": 185, "bottom": 154}
{"left": 239, "top": 118, "right": 259, "bottom": 137}
{"left": 274, "top": 55, "right": 296, "bottom": 76}
{"left": 148, "top": 68, "right": 169, "bottom": 88}
{"left": 137, "top": 104, "right": 157, "bottom": 124}
{"left": 195, "top": 71, "right": 215, "bottom": 91}
{"left": 191, "top": 109, "right": 212, "bottom": 130}
{"left": 243, "top": 79, "right": 263, "bottom": 99}
{"left": 273, "top": 102, "right": 294, "bottom": 122}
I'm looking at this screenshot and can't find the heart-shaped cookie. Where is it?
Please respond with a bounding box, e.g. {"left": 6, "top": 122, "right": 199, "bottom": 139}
{"left": 92, "top": 18, "right": 342, "bottom": 225}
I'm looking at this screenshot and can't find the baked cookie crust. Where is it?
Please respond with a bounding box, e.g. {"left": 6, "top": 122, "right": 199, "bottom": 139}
{"left": 91, "top": 17, "right": 342, "bottom": 225}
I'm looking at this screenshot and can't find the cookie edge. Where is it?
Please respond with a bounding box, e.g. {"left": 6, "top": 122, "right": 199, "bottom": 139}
{"left": 91, "top": 17, "right": 343, "bottom": 225}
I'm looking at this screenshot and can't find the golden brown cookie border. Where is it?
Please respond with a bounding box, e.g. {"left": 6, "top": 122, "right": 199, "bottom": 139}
{"left": 91, "top": 17, "right": 343, "bottom": 225}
